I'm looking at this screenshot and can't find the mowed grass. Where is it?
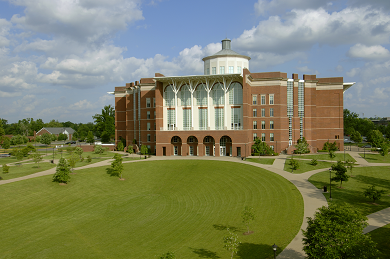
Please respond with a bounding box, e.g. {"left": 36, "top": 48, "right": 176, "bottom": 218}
{"left": 246, "top": 158, "right": 275, "bottom": 165}
{"left": 1, "top": 162, "right": 56, "bottom": 180}
{"left": 291, "top": 153, "right": 356, "bottom": 162}
{"left": 308, "top": 166, "right": 390, "bottom": 215}
{"left": 370, "top": 223, "right": 390, "bottom": 258}
{"left": 359, "top": 153, "right": 390, "bottom": 163}
{"left": 0, "top": 160, "right": 303, "bottom": 259}
{"left": 284, "top": 159, "right": 334, "bottom": 174}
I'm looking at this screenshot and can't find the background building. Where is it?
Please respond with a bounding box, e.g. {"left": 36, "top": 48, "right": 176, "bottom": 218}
{"left": 113, "top": 39, "right": 353, "bottom": 157}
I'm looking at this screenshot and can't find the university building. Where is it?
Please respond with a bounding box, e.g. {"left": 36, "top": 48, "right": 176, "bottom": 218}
{"left": 113, "top": 39, "right": 353, "bottom": 157}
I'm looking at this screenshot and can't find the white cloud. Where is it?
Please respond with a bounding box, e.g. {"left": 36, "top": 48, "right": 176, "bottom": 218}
{"left": 372, "top": 87, "right": 390, "bottom": 100}
{"left": 347, "top": 67, "right": 360, "bottom": 77}
{"left": 347, "top": 44, "right": 390, "bottom": 60}
{"left": 69, "top": 99, "right": 94, "bottom": 110}
{"left": 336, "top": 65, "right": 343, "bottom": 72}
{"left": 254, "top": 0, "right": 331, "bottom": 16}
{"left": 0, "top": 19, "right": 12, "bottom": 47}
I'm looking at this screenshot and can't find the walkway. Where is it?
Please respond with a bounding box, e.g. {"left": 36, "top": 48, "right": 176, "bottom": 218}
{"left": 1, "top": 151, "right": 390, "bottom": 259}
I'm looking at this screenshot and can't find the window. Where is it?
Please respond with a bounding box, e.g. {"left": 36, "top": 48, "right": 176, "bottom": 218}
{"left": 173, "top": 136, "right": 179, "bottom": 143}
{"left": 270, "top": 145, "right": 274, "bottom": 151}
{"left": 147, "top": 111, "right": 150, "bottom": 119}
{"left": 154, "top": 111, "right": 156, "bottom": 119}
{"left": 237, "top": 66, "right": 242, "bottom": 73}
{"left": 206, "top": 68, "right": 210, "bottom": 75}
{"left": 253, "top": 121, "right": 257, "bottom": 129}
{"left": 228, "top": 82, "right": 242, "bottom": 105}
{"left": 199, "top": 109, "right": 208, "bottom": 130}
{"left": 153, "top": 98, "right": 156, "bottom": 107}
{"left": 146, "top": 98, "right": 151, "bottom": 108}
{"left": 183, "top": 109, "right": 192, "bottom": 130}
{"left": 181, "top": 85, "right": 191, "bottom": 106}
{"left": 229, "top": 66, "right": 234, "bottom": 74}
{"left": 215, "top": 108, "right": 224, "bottom": 130}
{"left": 167, "top": 109, "right": 175, "bottom": 130}
{"left": 147, "top": 123, "right": 151, "bottom": 131}
{"left": 270, "top": 120, "right": 274, "bottom": 129}
{"left": 231, "top": 108, "right": 241, "bottom": 129}
{"left": 188, "top": 136, "right": 194, "bottom": 143}
{"left": 261, "top": 121, "right": 265, "bottom": 129}
{"left": 252, "top": 95, "right": 257, "bottom": 105}
{"left": 220, "top": 66, "right": 225, "bottom": 74}
{"left": 261, "top": 133, "right": 266, "bottom": 141}
{"left": 261, "top": 108, "right": 265, "bottom": 117}
{"left": 270, "top": 133, "right": 274, "bottom": 141}
{"left": 154, "top": 134, "right": 156, "bottom": 142}
{"left": 253, "top": 133, "right": 257, "bottom": 141}
{"left": 147, "top": 134, "right": 151, "bottom": 142}
{"left": 204, "top": 136, "right": 211, "bottom": 143}
{"left": 270, "top": 108, "right": 274, "bottom": 117}
{"left": 196, "top": 84, "right": 208, "bottom": 106}
{"left": 253, "top": 109, "right": 257, "bottom": 117}
{"left": 212, "top": 83, "right": 224, "bottom": 105}
{"left": 261, "top": 95, "right": 266, "bottom": 105}
{"left": 269, "top": 94, "right": 274, "bottom": 105}
{"left": 212, "top": 67, "right": 216, "bottom": 75}
{"left": 154, "top": 122, "right": 156, "bottom": 130}
{"left": 165, "top": 86, "right": 175, "bottom": 106}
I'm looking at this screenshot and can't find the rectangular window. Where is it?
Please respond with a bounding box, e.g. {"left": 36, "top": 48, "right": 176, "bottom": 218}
{"left": 206, "top": 68, "right": 210, "bottom": 75}
{"left": 231, "top": 108, "right": 241, "bottom": 129}
{"left": 147, "top": 134, "right": 151, "bottom": 142}
{"left": 261, "top": 133, "right": 266, "bottom": 142}
{"left": 270, "top": 108, "right": 274, "bottom": 117}
{"left": 270, "top": 145, "right": 274, "bottom": 151}
{"left": 270, "top": 120, "right": 274, "bottom": 129}
{"left": 215, "top": 108, "right": 224, "bottom": 130}
{"left": 154, "top": 111, "right": 156, "bottom": 119}
{"left": 253, "top": 121, "right": 257, "bottom": 129}
{"left": 147, "top": 111, "right": 150, "bottom": 119}
{"left": 237, "top": 66, "right": 241, "bottom": 73}
{"left": 252, "top": 95, "right": 257, "bottom": 105}
{"left": 253, "top": 109, "right": 257, "bottom": 117}
{"left": 229, "top": 66, "right": 234, "bottom": 74}
{"left": 261, "top": 108, "right": 265, "bottom": 117}
{"left": 261, "top": 121, "right": 265, "bottom": 129}
{"left": 199, "top": 109, "right": 208, "bottom": 130}
{"left": 253, "top": 133, "right": 257, "bottom": 141}
{"left": 270, "top": 133, "right": 274, "bottom": 141}
{"left": 154, "top": 134, "right": 156, "bottom": 142}
{"left": 147, "top": 122, "right": 151, "bottom": 131}
{"left": 220, "top": 66, "right": 225, "bottom": 74}
{"left": 146, "top": 98, "right": 151, "bottom": 108}
{"left": 212, "top": 67, "right": 216, "bottom": 75}
{"left": 183, "top": 109, "right": 192, "bottom": 130}
{"left": 153, "top": 98, "right": 156, "bottom": 107}
{"left": 261, "top": 95, "right": 266, "bottom": 105}
{"left": 269, "top": 94, "right": 274, "bottom": 105}
{"left": 154, "top": 122, "right": 156, "bottom": 130}
{"left": 167, "top": 109, "right": 175, "bottom": 130}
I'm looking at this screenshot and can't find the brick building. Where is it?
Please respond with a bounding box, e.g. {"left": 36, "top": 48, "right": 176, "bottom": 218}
{"left": 113, "top": 39, "right": 353, "bottom": 157}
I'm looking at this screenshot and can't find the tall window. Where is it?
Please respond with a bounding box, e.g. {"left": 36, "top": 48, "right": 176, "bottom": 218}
{"left": 146, "top": 98, "right": 151, "bottom": 108}
{"left": 199, "top": 109, "right": 208, "bottom": 130}
{"left": 270, "top": 133, "right": 274, "bottom": 141}
{"left": 228, "top": 82, "right": 242, "bottom": 105}
{"left": 147, "top": 123, "right": 151, "bottom": 131}
{"left": 154, "top": 111, "right": 156, "bottom": 119}
{"left": 261, "top": 108, "right": 265, "bottom": 117}
{"left": 237, "top": 66, "right": 242, "bottom": 73}
{"left": 167, "top": 109, "right": 175, "bottom": 129}
{"left": 153, "top": 98, "right": 156, "bottom": 107}
{"left": 212, "top": 83, "right": 224, "bottom": 105}
{"left": 196, "top": 84, "right": 208, "bottom": 106}
{"left": 212, "top": 67, "right": 216, "bottom": 75}
{"left": 206, "top": 68, "right": 210, "bottom": 75}
{"left": 253, "top": 133, "right": 257, "bottom": 141}
{"left": 270, "top": 120, "right": 274, "bottom": 129}
{"left": 261, "top": 95, "right": 266, "bottom": 105}
{"left": 183, "top": 109, "right": 191, "bottom": 130}
{"left": 270, "top": 108, "right": 274, "bottom": 117}
{"left": 253, "top": 121, "right": 257, "bottom": 129}
{"left": 229, "top": 66, "right": 234, "bottom": 74}
{"left": 165, "top": 86, "right": 175, "bottom": 106}
{"left": 147, "top": 134, "right": 151, "bottom": 142}
{"left": 287, "top": 80, "right": 294, "bottom": 144}
{"left": 147, "top": 111, "right": 150, "bottom": 119}
{"left": 261, "top": 133, "right": 266, "bottom": 141}
{"left": 220, "top": 66, "right": 225, "bottom": 74}
{"left": 269, "top": 94, "right": 274, "bottom": 105}
{"left": 215, "top": 108, "right": 224, "bottom": 130}
{"left": 231, "top": 108, "right": 241, "bottom": 129}
{"left": 181, "top": 85, "right": 191, "bottom": 106}
{"left": 253, "top": 109, "right": 257, "bottom": 117}
{"left": 261, "top": 120, "right": 265, "bottom": 129}
{"left": 252, "top": 95, "right": 257, "bottom": 105}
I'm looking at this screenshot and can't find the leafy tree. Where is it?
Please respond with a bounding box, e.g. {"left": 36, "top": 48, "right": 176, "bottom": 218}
{"left": 364, "top": 185, "right": 387, "bottom": 203}
{"left": 72, "top": 132, "right": 78, "bottom": 141}
{"left": 93, "top": 105, "right": 115, "bottom": 139}
{"left": 117, "top": 141, "right": 124, "bottom": 151}
{"left": 223, "top": 228, "right": 240, "bottom": 259}
{"left": 350, "top": 130, "right": 363, "bottom": 143}
{"left": 100, "top": 131, "right": 110, "bottom": 143}
{"left": 2, "top": 164, "right": 9, "bottom": 174}
{"left": 68, "top": 153, "right": 79, "bottom": 172}
{"left": 302, "top": 203, "right": 380, "bottom": 259}
{"left": 328, "top": 150, "right": 336, "bottom": 160}
{"left": 29, "top": 152, "right": 43, "bottom": 168}
{"left": 86, "top": 131, "right": 94, "bottom": 144}
{"left": 45, "top": 119, "right": 63, "bottom": 128}
{"left": 295, "top": 137, "right": 309, "bottom": 154}
{"left": 378, "top": 142, "right": 388, "bottom": 157}
{"left": 309, "top": 159, "right": 318, "bottom": 166}
{"left": 10, "top": 135, "right": 24, "bottom": 146}
{"left": 158, "top": 252, "right": 175, "bottom": 259}
{"left": 12, "top": 148, "right": 24, "bottom": 165}
{"left": 251, "top": 138, "right": 273, "bottom": 156}
{"left": 127, "top": 146, "right": 134, "bottom": 154}
{"left": 58, "top": 133, "right": 67, "bottom": 141}
{"left": 367, "top": 129, "right": 384, "bottom": 148}
{"left": 50, "top": 134, "right": 57, "bottom": 141}
{"left": 323, "top": 141, "right": 338, "bottom": 151}
{"left": 289, "top": 158, "right": 299, "bottom": 170}
{"left": 74, "top": 147, "right": 83, "bottom": 159}
{"left": 34, "top": 135, "right": 41, "bottom": 143}
{"left": 86, "top": 155, "right": 92, "bottom": 163}
{"left": 109, "top": 153, "right": 124, "bottom": 179}
{"left": 40, "top": 133, "right": 52, "bottom": 146}
{"left": 140, "top": 145, "right": 149, "bottom": 157}
{"left": 0, "top": 119, "right": 5, "bottom": 140}
{"left": 52, "top": 158, "right": 71, "bottom": 184}
{"left": 2, "top": 137, "right": 10, "bottom": 150}
{"left": 331, "top": 161, "right": 349, "bottom": 188}
{"left": 94, "top": 145, "right": 105, "bottom": 155}
{"left": 242, "top": 206, "right": 255, "bottom": 234}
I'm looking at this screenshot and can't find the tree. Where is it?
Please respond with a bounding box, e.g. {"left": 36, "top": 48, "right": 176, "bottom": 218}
{"left": 251, "top": 138, "right": 273, "bottom": 156}
{"left": 52, "top": 158, "right": 71, "bottom": 184}
{"left": 309, "top": 159, "right": 318, "bottom": 166}
{"left": 109, "top": 153, "right": 124, "bottom": 179}
{"left": 127, "top": 146, "right": 134, "bottom": 154}
{"left": 74, "top": 147, "right": 83, "bottom": 159}
{"left": 50, "top": 134, "right": 57, "bottom": 141}
{"left": 40, "top": 133, "right": 52, "bottom": 146}
{"left": 367, "top": 129, "right": 384, "bottom": 148}
{"left": 0, "top": 119, "right": 5, "bottom": 140}
{"left": 289, "top": 158, "right": 299, "bottom": 170}
{"left": 345, "top": 159, "right": 355, "bottom": 177}
{"left": 94, "top": 145, "right": 105, "bottom": 155}
{"left": 331, "top": 161, "right": 349, "bottom": 188}
{"left": 140, "top": 145, "right": 149, "bottom": 157}
{"left": 117, "top": 141, "right": 124, "bottom": 151}
{"left": 364, "top": 185, "right": 387, "bottom": 204}
{"left": 93, "top": 105, "right": 115, "bottom": 139}
{"left": 2, "top": 164, "right": 9, "bottom": 174}
{"left": 295, "top": 137, "right": 309, "bottom": 154}
{"left": 378, "top": 142, "right": 388, "bottom": 157}
{"left": 350, "top": 130, "right": 363, "bottom": 144}
{"left": 58, "top": 133, "right": 67, "bottom": 141}
{"left": 12, "top": 148, "right": 24, "bottom": 165}
{"left": 68, "top": 153, "right": 79, "bottom": 172}
{"left": 100, "top": 131, "right": 110, "bottom": 143}
{"left": 2, "top": 137, "right": 10, "bottom": 150}
{"left": 158, "top": 252, "right": 175, "bottom": 259}
{"left": 242, "top": 206, "right": 255, "bottom": 234}
{"left": 86, "top": 131, "right": 94, "bottom": 144}
{"left": 29, "top": 152, "right": 43, "bottom": 168}
{"left": 328, "top": 150, "right": 336, "bottom": 160}
{"left": 223, "top": 228, "right": 240, "bottom": 259}
{"left": 302, "top": 203, "right": 380, "bottom": 259}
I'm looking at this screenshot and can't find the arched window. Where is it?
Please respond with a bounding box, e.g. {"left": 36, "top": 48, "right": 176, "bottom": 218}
{"left": 212, "top": 83, "right": 224, "bottom": 105}
{"left": 195, "top": 84, "right": 207, "bottom": 106}
{"left": 180, "top": 85, "right": 191, "bottom": 106}
{"left": 228, "top": 82, "right": 243, "bottom": 105}
{"left": 164, "top": 86, "right": 175, "bottom": 107}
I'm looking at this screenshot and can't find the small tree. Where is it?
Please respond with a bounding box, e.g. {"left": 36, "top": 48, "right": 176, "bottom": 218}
{"left": 40, "top": 133, "right": 52, "bottom": 155}
{"left": 50, "top": 134, "right": 58, "bottom": 141}
{"left": 68, "top": 153, "right": 79, "bottom": 172}
{"left": 58, "top": 133, "right": 67, "bottom": 141}
{"left": 289, "top": 158, "right": 299, "bottom": 170}
{"left": 295, "top": 137, "right": 309, "bottom": 155}
{"left": 331, "top": 161, "right": 349, "bottom": 188}
{"left": 117, "top": 142, "right": 124, "bottom": 151}
{"left": 223, "top": 228, "right": 240, "bottom": 259}
{"left": 378, "top": 142, "right": 388, "bottom": 157}
{"left": 127, "top": 146, "right": 134, "bottom": 154}
{"left": 328, "top": 150, "right": 336, "bottom": 160}
{"left": 140, "top": 145, "right": 149, "bottom": 157}
{"left": 29, "top": 152, "right": 43, "bottom": 168}
{"left": 94, "top": 145, "right": 105, "bottom": 155}
{"left": 52, "top": 158, "right": 71, "bottom": 184}
{"left": 350, "top": 130, "right": 363, "bottom": 144}
{"left": 109, "top": 153, "right": 124, "bottom": 179}
{"left": 158, "top": 252, "right": 175, "bottom": 259}
{"left": 302, "top": 204, "right": 380, "bottom": 258}
{"left": 309, "top": 159, "right": 318, "bottom": 166}
{"left": 364, "top": 185, "right": 387, "bottom": 204}
{"left": 345, "top": 159, "right": 355, "bottom": 177}
{"left": 12, "top": 148, "right": 24, "bottom": 165}
{"left": 2, "top": 164, "right": 9, "bottom": 174}
{"left": 242, "top": 206, "right": 255, "bottom": 234}
{"left": 2, "top": 137, "right": 10, "bottom": 150}
{"left": 74, "top": 147, "right": 83, "bottom": 160}
{"left": 86, "top": 131, "right": 94, "bottom": 144}
{"left": 86, "top": 155, "right": 92, "bottom": 163}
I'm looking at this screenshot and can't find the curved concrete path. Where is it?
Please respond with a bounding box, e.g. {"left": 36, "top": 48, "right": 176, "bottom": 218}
{"left": 1, "top": 151, "right": 390, "bottom": 259}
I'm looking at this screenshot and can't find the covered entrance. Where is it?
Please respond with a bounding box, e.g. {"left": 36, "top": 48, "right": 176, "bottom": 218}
{"left": 203, "top": 136, "right": 215, "bottom": 156}
{"left": 187, "top": 136, "right": 198, "bottom": 156}
{"left": 220, "top": 136, "right": 232, "bottom": 156}
{"left": 171, "top": 136, "right": 182, "bottom": 156}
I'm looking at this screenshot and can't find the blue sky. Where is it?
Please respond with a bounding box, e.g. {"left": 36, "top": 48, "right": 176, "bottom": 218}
{"left": 1, "top": 0, "right": 390, "bottom": 123}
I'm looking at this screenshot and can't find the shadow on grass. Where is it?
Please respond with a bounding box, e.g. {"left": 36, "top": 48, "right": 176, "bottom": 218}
{"left": 105, "top": 167, "right": 119, "bottom": 177}
{"left": 237, "top": 242, "right": 277, "bottom": 259}
{"left": 354, "top": 175, "right": 390, "bottom": 190}
{"left": 189, "top": 247, "right": 220, "bottom": 258}
{"left": 212, "top": 224, "right": 242, "bottom": 232}
{"left": 276, "top": 248, "right": 305, "bottom": 259}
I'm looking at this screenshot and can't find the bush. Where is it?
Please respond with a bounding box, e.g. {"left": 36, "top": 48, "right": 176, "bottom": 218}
{"left": 323, "top": 141, "right": 338, "bottom": 151}
{"left": 80, "top": 156, "right": 84, "bottom": 162}
{"left": 309, "top": 159, "right": 318, "bottom": 166}
{"left": 87, "top": 155, "right": 92, "bottom": 163}
{"left": 2, "top": 164, "right": 9, "bottom": 174}
{"left": 117, "top": 142, "right": 124, "bottom": 151}
{"left": 94, "top": 145, "right": 105, "bottom": 154}
{"left": 289, "top": 159, "right": 299, "bottom": 170}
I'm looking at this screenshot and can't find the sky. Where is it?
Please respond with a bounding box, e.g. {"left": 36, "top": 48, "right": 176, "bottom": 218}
{"left": 1, "top": 0, "right": 390, "bottom": 123}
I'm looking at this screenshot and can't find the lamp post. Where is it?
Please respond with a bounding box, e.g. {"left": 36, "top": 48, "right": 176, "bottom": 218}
{"left": 291, "top": 150, "right": 294, "bottom": 173}
{"left": 329, "top": 168, "right": 332, "bottom": 200}
{"left": 272, "top": 244, "right": 278, "bottom": 259}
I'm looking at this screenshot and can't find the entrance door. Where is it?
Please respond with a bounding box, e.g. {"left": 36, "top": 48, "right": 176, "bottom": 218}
{"left": 205, "top": 146, "right": 210, "bottom": 156}
{"left": 174, "top": 146, "right": 178, "bottom": 156}
{"left": 163, "top": 147, "right": 166, "bottom": 156}
{"left": 220, "top": 146, "right": 226, "bottom": 156}
{"left": 237, "top": 147, "right": 241, "bottom": 157}
{"left": 189, "top": 146, "right": 194, "bottom": 156}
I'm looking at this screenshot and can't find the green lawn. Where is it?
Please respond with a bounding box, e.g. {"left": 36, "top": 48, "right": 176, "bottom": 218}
{"left": 0, "top": 160, "right": 303, "bottom": 259}
{"left": 43, "top": 151, "right": 113, "bottom": 160}
{"left": 358, "top": 153, "right": 390, "bottom": 163}
{"left": 291, "top": 153, "right": 356, "bottom": 162}
{"left": 370, "top": 223, "right": 390, "bottom": 258}
{"left": 246, "top": 158, "right": 275, "bottom": 165}
{"left": 308, "top": 166, "right": 390, "bottom": 215}
{"left": 1, "top": 162, "right": 56, "bottom": 180}
{"left": 284, "top": 159, "right": 334, "bottom": 174}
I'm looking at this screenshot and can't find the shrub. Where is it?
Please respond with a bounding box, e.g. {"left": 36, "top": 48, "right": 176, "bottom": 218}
{"left": 94, "top": 145, "right": 105, "bottom": 154}
{"left": 52, "top": 158, "right": 71, "bottom": 184}
{"left": 309, "top": 159, "right": 318, "bottom": 166}
{"left": 80, "top": 156, "right": 84, "bottom": 162}
{"left": 289, "top": 159, "right": 299, "bottom": 170}
{"left": 2, "top": 164, "right": 9, "bottom": 174}
{"left": 87, "top": 155, "right": 92, "bottom": 163}
{"left": 117, "top": 142, "right": 124, "bottom": 151}
{"left": 364, "top": 185, "right": 387, "bottom": 203}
